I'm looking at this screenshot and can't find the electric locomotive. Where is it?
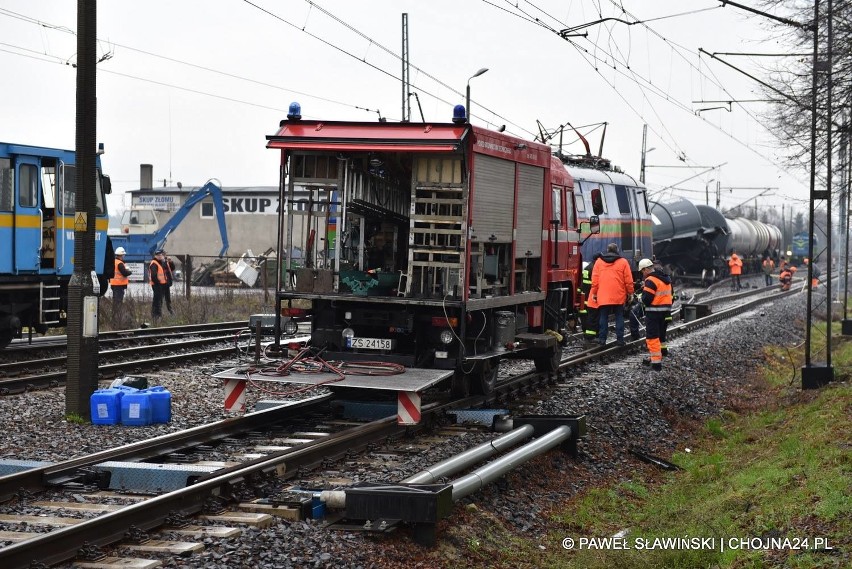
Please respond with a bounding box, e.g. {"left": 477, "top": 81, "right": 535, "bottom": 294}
{"left": 788, "top": 230, "right": 817, "bottom": 265}
{"left": 561, "top": 155, "right": 653, "bottom": 270}
{"left": 266, "top": 104, "right": 598, "bottom": 395}
{"left": 0, "top": 142, "right": 113, "bottom": 347}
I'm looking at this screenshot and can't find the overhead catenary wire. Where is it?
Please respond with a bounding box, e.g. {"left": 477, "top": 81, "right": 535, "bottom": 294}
{"left": 1, "top": 2, "right": 811, "bottom": 199}
{"left": 490, "top": 0, "right": 810, "bottom": 192}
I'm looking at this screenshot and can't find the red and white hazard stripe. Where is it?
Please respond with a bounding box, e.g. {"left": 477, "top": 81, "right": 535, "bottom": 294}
{"left": 397, "top": 391, "right": 421, "bottom": 425}
{"left": 223, "top": 378, "right": 247, "bottom": 414}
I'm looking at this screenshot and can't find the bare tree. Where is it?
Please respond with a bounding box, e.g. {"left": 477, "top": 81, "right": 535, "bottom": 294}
{"left": 758, "top": 0, "right": 852, "bottom": 185}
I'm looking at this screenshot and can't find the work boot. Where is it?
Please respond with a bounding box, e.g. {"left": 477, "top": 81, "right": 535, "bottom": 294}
{"left": 642, "top": 357, "right": 651, "bottom": 366}
{"left": 651, "top": 363, "right": 662, "bottom": 371}
{"left": 661, "top": 348, "right": 669, "bottom": 357}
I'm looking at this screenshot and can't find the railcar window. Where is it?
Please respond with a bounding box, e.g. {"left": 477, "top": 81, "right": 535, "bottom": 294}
{"left": 614, "top": 185, "right": 631, "bottom": 214}
{"left": 42, "top": 165, "right": 57, "bottom": 208}
{"left": 94, "top": 170, "right": 106, "bottom": 214}
{"left": 59, "top": 166, "right": 75, "bottom": 214}
{"left": 20, "top": 164, "right": 37, "bottom": 207}
{"left": 551, "top": 186, "right": 562, "bottom": 224}
{"left": 0, "top": 158, "right": 11, "bottom": 211}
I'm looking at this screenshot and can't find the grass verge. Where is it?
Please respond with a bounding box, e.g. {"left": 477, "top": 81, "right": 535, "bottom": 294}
{"left": 522, "top": 340, "right": 852, "bottom": 568}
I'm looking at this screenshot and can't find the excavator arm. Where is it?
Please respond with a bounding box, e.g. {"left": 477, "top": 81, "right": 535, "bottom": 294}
{"left": 152, "top": 180, "right": 229, "bottom": 257}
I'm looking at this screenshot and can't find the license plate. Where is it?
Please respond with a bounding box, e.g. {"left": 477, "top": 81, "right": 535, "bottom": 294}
{"left": 347, "top": 337, "right": 394, "bottom": 350}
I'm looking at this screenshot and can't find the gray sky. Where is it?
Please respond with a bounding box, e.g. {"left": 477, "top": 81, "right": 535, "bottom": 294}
{"left": 1, "top": 1, "right": 808, "bottom": 217}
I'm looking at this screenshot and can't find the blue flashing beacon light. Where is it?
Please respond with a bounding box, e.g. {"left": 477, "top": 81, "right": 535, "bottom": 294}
{"left": 287, "top": 102, "right": 302, "bottom": 121}
{"left": 452, "top": 104, "right": 467, "bottom": 124}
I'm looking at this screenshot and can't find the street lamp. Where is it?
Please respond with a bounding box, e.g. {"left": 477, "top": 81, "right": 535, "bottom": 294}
{"left": 466, "top": 67, "right": 489, "bottom": 121}
{"left": 640, "top": 146, "right": 655, "bottom": 183}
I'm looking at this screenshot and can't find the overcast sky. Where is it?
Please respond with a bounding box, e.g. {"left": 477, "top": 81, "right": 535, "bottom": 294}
{"left": 1, "top": 1, "right": 808, "bottom": 217}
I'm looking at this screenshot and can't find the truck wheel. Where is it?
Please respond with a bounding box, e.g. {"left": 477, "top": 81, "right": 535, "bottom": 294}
{"left": 449, "top": 371, "right": 470, "bottom": 398}
{"left": 0, "top": 333, "right": 11, "bottom": 349}
{"left": 534, "top": 347, "right": 561, "bottom": 373}
{"left": 472, "top": 360, "right": 497, "bottom": 395}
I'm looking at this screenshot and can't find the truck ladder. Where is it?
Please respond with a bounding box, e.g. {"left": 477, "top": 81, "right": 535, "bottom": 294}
{"left": 404, "top": 157, "right": 467, "bottom": 297}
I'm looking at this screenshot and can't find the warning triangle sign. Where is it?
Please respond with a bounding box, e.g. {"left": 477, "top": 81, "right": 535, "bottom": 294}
{"left": 74, "top": 212, "right": 87, "bottom": 231}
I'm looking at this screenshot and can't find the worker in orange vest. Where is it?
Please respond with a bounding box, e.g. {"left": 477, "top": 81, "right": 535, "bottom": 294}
{"left": 590, "top": 243, "right": 634, "bottom": 346}
{"left": 728, "top": 250, "right": 743, "bottom": 291}
{"left": 638, "top": 258, "right": 673, "bottom": 371}
{"left": 779, "top": 267, "right": 793, "bottom": 291}
{"left": 804, "top": 258, "right": 821, "bottom": 290}
{"left": 149, "top": 249, "right": 175, "bottom": 322}
{"left": 761, "top": 256, "right": 775, "bottom": 287}
{"left": 109, "top": 246, "right": 133, "bottom": 328}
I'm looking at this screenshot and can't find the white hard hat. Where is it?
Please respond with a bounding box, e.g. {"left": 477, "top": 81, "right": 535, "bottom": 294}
{"left": 638, "top": 258, "right": 654, "bottom": 270}
{"left": 115, "top": 247, "right": 126, "bottom": 256}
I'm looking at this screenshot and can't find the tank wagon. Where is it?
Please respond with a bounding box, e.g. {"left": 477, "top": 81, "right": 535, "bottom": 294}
{"left": 266, "top": 104, "right": 598, "bottom": 395}
{"left": 562, "top": 155, "right": 653, "bottom": 270}
{"left": 0, "top": 142, "right": 113, "bottom": 347}
{"left": 650, "top": 198, "right": 781, "bottom": 282}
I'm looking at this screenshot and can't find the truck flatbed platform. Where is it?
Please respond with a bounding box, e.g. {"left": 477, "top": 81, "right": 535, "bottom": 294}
{"left": 213, "top": 366, "right": 453, "bottom": 392}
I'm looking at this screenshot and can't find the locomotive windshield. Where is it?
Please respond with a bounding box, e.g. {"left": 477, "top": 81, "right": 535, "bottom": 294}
{"left": 53, "top": 164, "right": 107, "bottom": 215}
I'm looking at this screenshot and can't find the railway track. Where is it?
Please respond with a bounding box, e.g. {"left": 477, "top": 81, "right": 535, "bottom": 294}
{"left": 0, "top": 286, "right": 795, "bottom": 568}
{"left": 2, "top": 321, "right": 251, "bottom": 356}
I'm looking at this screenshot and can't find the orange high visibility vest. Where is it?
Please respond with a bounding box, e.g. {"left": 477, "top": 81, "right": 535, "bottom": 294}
{"left": 149, "top": 258, "right": 168, "bottom": 285}
{"left": 643, "top": 275, "right": 672, "bottom": 313}
{"left": 110, "top": 259, "right": 129, "bottom": 286}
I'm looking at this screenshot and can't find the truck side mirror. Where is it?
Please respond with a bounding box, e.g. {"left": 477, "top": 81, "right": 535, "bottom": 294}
{"left": 101, "top": 174, "right": 112, "bottom": 194}
{"left": 590, "top": 188, "right": 603, "bottom": 215}
{"left": 589, "top": 215, "right": 600, "bottom": 234}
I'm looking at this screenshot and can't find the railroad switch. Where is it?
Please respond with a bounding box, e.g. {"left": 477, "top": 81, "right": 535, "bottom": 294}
{"left": 328, "top": 482, "right": 452, "bottom": 545}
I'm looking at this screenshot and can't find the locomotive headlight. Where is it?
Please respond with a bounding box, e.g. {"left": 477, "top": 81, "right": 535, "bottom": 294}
{"left": 439, "top": 329, "right": 454, "bottom": 345}
{"left": 342, "top": 327, "right": 355, "bottom": 344}
{"left": 283, "top": 318, "right": 299, "bottom": 335}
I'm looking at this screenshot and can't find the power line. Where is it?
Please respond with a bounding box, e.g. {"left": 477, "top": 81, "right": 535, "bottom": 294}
{"left": 491, "top": 1, "right": 809, "bottom": 190}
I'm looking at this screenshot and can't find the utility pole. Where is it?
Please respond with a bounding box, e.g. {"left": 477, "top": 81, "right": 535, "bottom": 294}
{"left": 802, "top": 0, "right": 834, "bottom": 388}
{"left": 66, "top": 0, "right": 99, "bottom": 418}
{"left": 716, "top": 180, "right": 721, "bottom": 209}
{"left": 640, "top": 124, "right": 648, "bottom": 183}
{"left": 401, "top": 13, "right": 410, "bottom": 122}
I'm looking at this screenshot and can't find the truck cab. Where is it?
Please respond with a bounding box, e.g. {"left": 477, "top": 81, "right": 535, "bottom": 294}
{"left": 120, "top": 207, "right": 159, "bottom": 235}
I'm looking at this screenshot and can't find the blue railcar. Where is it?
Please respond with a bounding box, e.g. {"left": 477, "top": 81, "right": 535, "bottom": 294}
{"left": 0, "top": 142, "right": 112, "bottom": 347}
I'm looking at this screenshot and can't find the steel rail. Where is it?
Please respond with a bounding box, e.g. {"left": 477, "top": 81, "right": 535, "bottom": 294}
{"left": 6, "top": 321, "right": 250, "bottom": 351}
{"left": 0, "top": 337, "right": 243, "bottom": 394}
{"left": 0, "top": 328, "right": 248, "bottom": 376}
{"left": 0, "top": 393, "right": 333, "bottom": 502}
